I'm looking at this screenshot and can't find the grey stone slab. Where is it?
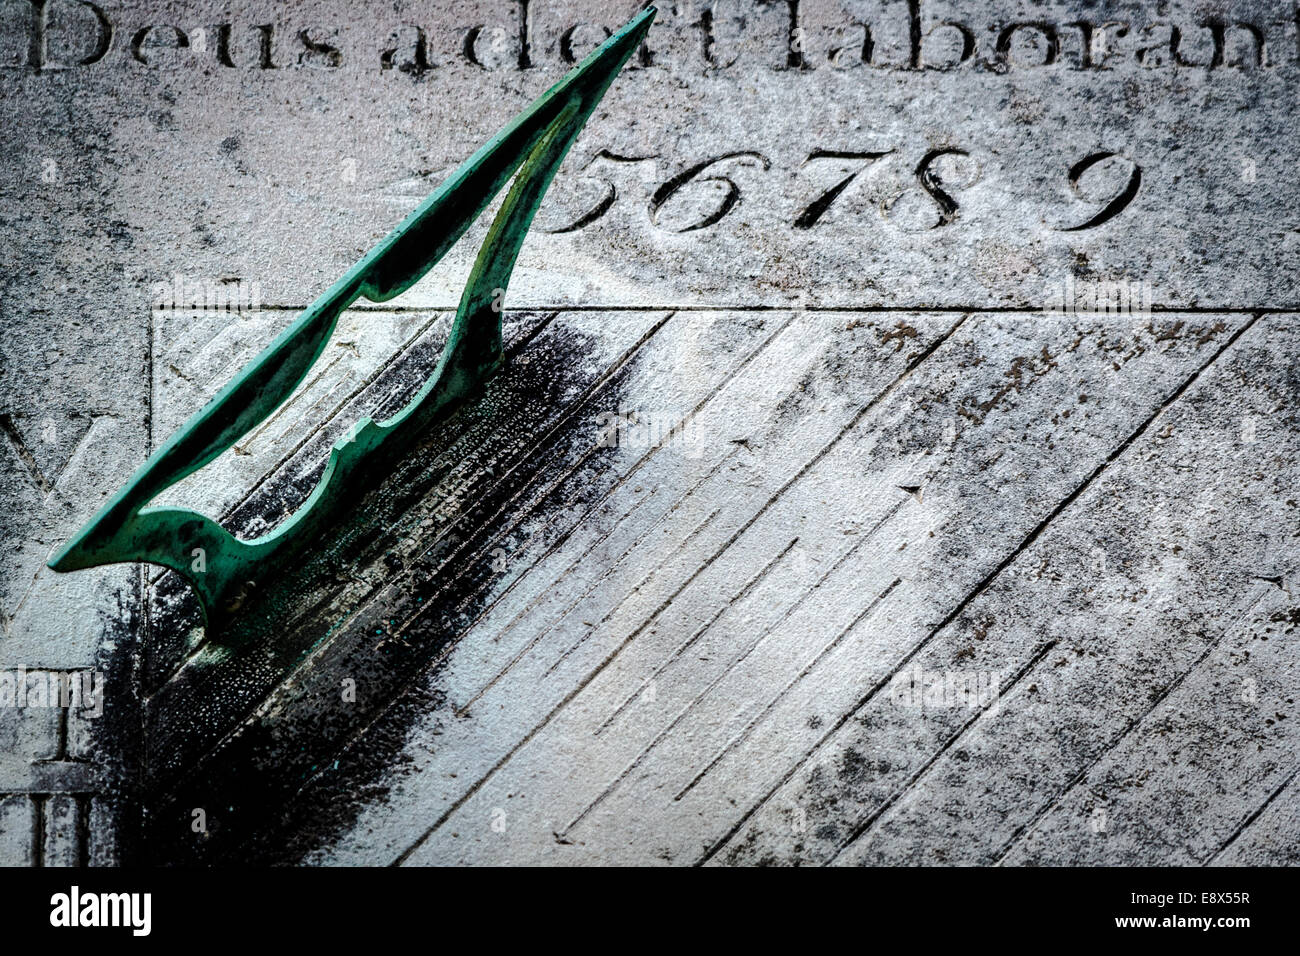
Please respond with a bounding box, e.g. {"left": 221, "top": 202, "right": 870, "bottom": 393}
{"left": 1213, "top": 772, "right": 1300, "bottom": 866}
{"left": 41, "top": 792, "right": 82, "bottom": 866}
{"left": 226, "top": 309, "right": 1245, "bottom": 866}
{"left": 1, "top": 0, "right": 1297, "bottom": 867}
{"left": 717, "top": 313, "right": 1297, "bottom": 866}
{"left": 0, "top": 689, "right": 61, "bottom": 764}
{"left": 0, "top": 794, "right": 35, "bottom": 866}
{"left": 2, "top": 1, "right": 1298, "bottom": 314}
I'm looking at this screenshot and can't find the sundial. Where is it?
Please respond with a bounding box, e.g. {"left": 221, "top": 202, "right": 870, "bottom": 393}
{"left": 46, "top": 9, "right": 656, "bottom": 631}
{"left": 0, "top": 0, "right": 1296, "bottom": 873}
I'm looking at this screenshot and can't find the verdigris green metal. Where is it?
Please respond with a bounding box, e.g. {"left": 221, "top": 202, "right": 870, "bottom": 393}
{"left": 48, "top": 8, "right": 656, "bottom": 631}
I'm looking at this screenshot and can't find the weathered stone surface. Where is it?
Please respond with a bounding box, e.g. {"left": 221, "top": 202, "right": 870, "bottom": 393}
{"left": 0, "top": 0, "right": 1295, "bottom": 866}
{"left": 4, "top": 0, "right": 1299, "bottom": 313}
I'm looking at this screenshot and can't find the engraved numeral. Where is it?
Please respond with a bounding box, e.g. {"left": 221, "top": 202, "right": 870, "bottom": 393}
{"left": 1060, "top": 151, "right": 1142, "bottom": 231}
{"left": 543, "top": 150, "right": 657, "bottom": 234}
{"left": 793, "top": 149, "right": 891, "bottom": 229}
{"left": 649, "top": 151, "right": 772, "bottom": 232}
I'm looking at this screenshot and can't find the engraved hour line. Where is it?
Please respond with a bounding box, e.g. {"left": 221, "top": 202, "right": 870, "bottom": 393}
{"left": 595, "top": 536, "right": 807, "bottom": 738}
{"left": 540, "top": 504, "right": 726, "bottom": 678}
{"left": 675, "top": 576, "right": 905, "bottom": 804}
{"left": 456, "top": 453, "right": 737, "bottom": 716}
{"left": 555, "top": 538, "right": 803, "bottom": 838}
{"left": 451, "top": 486, "right": 664, "bottom": 717}
{"left": 587, "top": 524, "right": 904, "bottom": 817}
{"left": 828, "top": 638, "right": 1060, "bottom": 864}
{"left": 1206, "top": 761, "right": 1300, "bottom": 865}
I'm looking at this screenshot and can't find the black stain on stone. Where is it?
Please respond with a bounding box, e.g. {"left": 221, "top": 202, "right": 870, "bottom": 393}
{"left": 85, "top": 583, "right": 149, "bottom": 866}
{"left": 134, "top": 315, "right": 638, "bottom": 864}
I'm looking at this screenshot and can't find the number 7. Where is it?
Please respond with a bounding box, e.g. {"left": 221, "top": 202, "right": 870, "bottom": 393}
{"left": 793, "top": 149, "right": 892, "bottom": 229}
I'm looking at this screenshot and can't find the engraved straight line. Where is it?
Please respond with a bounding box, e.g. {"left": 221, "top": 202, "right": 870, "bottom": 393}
{"left": 541, "top": 505, "right": 728, "bottom": 678}
{"left": 234, "top": 307, "right": 548, "bottom": 539}
{"left": 156, "top": 307, "right": 456, "bottom": 571}
{"left": 291, "top": 367, "right": 361, "bottom": 442}
{"left": 55, "top": 700, "right": 69, "bottom": 761}
{"left": 521, "top": 484, "right": 661, "bottom": 603}
{"left": 379, "top": 314, "right": 686, "bottom": 650}
{"left": 258, "top": 363, "right": 361, "bottom": 453}
{"left": 327, "top": 308, "right": 567, "bottom": 555}
{"left": 2, "top": 417, "right": 126, "bottom": 627}
{"left": 695, "top": 312, "right": 1263, "bottom": 865}
{"left": 462, "top": 434, "right": 722, "bottom": 614}
{"left": 284, "top": 309, "right": 806, "bottom": 803}
{"left": 457, "top": 451, "right": 736, "bottom": 649}
{"left": 506, "top": 500, "right": 722, "bottom": 687}
{"left": 258, "top": 304, "right": 1291, "bottom": 315}
{"left": 235, "top": 352, "right": 345, "bottom": 451}
{"left": 452, "top": 487, "right": 661, "bottom": 713}
{"left": 0, "top": 413, "right": 53, "bottom": 495}
{"left": 392, "top": 314, "right": 970, "bottom": 865}
{"left": 1205, "top": 761, "right": 1300, "bottom": 865}
{"left": 241, "top": 309, "right": 452, "bottom": 479}
{"left": 556, "top": 538, "right": 801, "bottom": 837}
{"left": 1, "top": 567, "right": 42, "bottom": 637}
{"left": 457, "top": 457, "right": 735, "bottom": 715}
{"left": 990, "top": 579, "right": 1279, "bottom": 866}
{"left": 677, "top": 576, "right": 905, "bottom": 803}
{"left": 597, "top": 499, "right": 904, "bottom": 737}
{"left": 827, "top": 639, "right": 1059, "bottom": 864}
